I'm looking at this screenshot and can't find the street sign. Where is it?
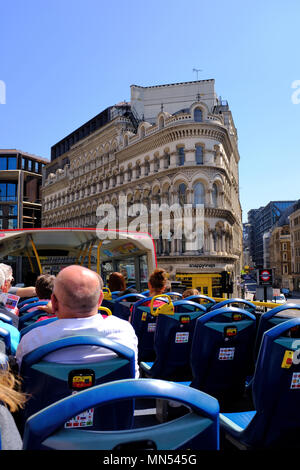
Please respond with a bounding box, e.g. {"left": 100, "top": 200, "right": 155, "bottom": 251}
{"left": 258, "top": 269, "right": 273, "bottom": 286}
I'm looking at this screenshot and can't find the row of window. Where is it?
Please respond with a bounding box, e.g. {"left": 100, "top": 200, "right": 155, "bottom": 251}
{"left": 0, "top": 156, "right": 44, "bottom": 173}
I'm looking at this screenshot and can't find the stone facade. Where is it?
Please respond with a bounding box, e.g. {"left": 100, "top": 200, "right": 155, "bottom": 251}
{"left": 42, "top": 80, "right": 243, "bottom": 294}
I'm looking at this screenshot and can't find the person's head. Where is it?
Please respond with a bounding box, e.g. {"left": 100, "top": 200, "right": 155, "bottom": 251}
{"left": 35, "top": 274, "right": 56, "bottom": 300}
{"left": 0, "top": 263, "right": 13, "bottom": 293}
{"left": 51, "top": 265, "right": 103, "bottom": 319}
{"left": 148, "top": 268, "right": 168, "bottom": 295}
{"left": 182, "top": 288, "right": 199, "bottom": 299}
{"left": 108, "top": 272, "right": 126, "bottom": 292}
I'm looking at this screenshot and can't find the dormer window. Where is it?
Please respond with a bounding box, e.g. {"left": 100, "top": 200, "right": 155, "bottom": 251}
{"left": 194, "top": 108, "right": 203, "bottom": 122}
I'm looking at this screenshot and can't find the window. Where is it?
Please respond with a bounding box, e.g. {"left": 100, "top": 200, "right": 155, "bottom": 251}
{"left": 144, "top": 160, "right": 150, "bottom": 176}
{"left": 177, "top": 147, "right": 185, "bottom": 166}
{"left": 164, "top": 152, "right": 170, "bottom": 169}
{"left": 193, "top": 182, "right": 205, "bottom": 205}
{"left": 178, "top": 183, "right": 187, "bottom": 207}
{"left": 0, "top": 156, "right": 17, "bottom": 170}
{"left": 195, "top": 145, "right": 203, "bottom": 164}
{"left": 194, "top": 108, "right": 203, "bottom": 122}
{"left": 212, "top": 183, "right": 218, "bottom": 207}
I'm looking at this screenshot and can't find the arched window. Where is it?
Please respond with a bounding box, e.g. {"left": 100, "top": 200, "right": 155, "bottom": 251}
{"left": 178, "top": 183, "right": 187, "bottom": 207}
{"left": 144, "top": 160, "right": 150, "bottom": 176}
{"left": 159, "top": 116, "right": 165, "bottom": 129}
{"left": 193, "top": 182, "right": 205, "bottom": 205}
{"left": 194, "top": 108, "right": 203, "bottom": 122}
{"left": 212, "top": 183, "right": 218, "bottom": 207}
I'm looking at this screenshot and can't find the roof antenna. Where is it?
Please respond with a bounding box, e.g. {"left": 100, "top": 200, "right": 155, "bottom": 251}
{"left": 192, "top": 68, "right": 203, "bottom": 80}
{"left": 193, "top": 68, "right": 203, "bottom": 101}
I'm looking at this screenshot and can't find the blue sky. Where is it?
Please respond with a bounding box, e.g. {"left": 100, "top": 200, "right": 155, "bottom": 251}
{"left": 1, "top": 0, "right": 300, "bottom": 221}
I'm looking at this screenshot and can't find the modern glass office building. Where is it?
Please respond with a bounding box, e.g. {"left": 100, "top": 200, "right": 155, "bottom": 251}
{"left": 0, "top": 149, "right": 48, "bottom": 230}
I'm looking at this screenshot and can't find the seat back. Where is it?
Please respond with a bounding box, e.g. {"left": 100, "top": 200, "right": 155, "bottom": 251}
{"left": 243, "top": 318, "right": 300, "bottom": 448}
{"left": 190, "top": 307, "right": 256, "bottom": 401}
{"left": 19, "top": 336, "right": 135, "bottom": 432}
{"left": 148, "top": 303, "right": 205, "bottom": 380}
{"left": 131, "top": 295, "right": 170, "bottom": 361}
{"left": 19, "top": 317, "right": 58, "bottom": 339}
{"left": 254, "top": 304, "right": 300, "bottom": 360}
{"left": 23, "top": 378, "right": 220, "bottom": 450}
{"left": 18, "top": 297, "right": 39, "bottom": 309}
{"left": 209, "top": 298, "right": 256, "bottom": 315}
{"left": 184, "top": 295, "right": 216, "bottom": 311}
{"left": 113, "top": 293, "right": 146, "bottom": 321}
{"left": 19, "top": 300, "right": 49, "bottom": 315}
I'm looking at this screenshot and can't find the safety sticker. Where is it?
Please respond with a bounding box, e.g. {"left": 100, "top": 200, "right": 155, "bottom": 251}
{"left": 175, "top": 332, "right": 189, "bottom": 343}
{"left": 291, "top": 372, "right": 300, "bottom": 389}
{"left": 147, "top": 323, "right": 156, "bottom": 332}
{"left": 281, "top": 350, "right": 294, "bottom": 369}
{"left": 142, "top": 312, "right": 147, "bottom": 321}
{"left": 65, "top": 408, "right": 94, "bottom": 428}
{"left": 219, "top": 347, "right": 235, "bottom": 360}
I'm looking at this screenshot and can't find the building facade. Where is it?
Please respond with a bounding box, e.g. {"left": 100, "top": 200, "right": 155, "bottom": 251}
{"left": 289, "top": 201, "right": 300, "bottom": 291}
{"left": 0, "top": 149, "right": 47, "bottom": 230}
{"left": 247, "top": 201, "right": 296, "bottom": 269}
{"left": 42, "top": 80, "right": 243, "bottom": 296}
{"left": 269, "top": 225, "right": 292, "bottom": 290}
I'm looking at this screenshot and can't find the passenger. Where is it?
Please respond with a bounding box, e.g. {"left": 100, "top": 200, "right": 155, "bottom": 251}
{"left": 16, "top": 265, "right": 139, "bottom": 377}
{"left": 0, "top": 268, "right": 19, "bottom": 328}
{"left": 0, "top": 367, "right": 26, "bottom": 450}
{"left": 27, "top": 274, "right": 56, "bottom": 322}
{"left": 148, "top": 268, "right": 168, "bottom": 298}
{"left": 107, "top": 272, "right": 137, "bottom": 297}
{"left": 0, "top": 263, "right": 36, "bottom": 299}
{"left": 182, "top": 288, "right": 199, "bottom": 299}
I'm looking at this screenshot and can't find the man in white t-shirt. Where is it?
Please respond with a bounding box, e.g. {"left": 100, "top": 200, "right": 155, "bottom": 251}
{"left": 16, "top": 265, "right": 139, "bottom": 377}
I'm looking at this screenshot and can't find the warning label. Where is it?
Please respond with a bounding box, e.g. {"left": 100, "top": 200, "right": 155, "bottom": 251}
{"left": 218, "top": 347, "right": 235, "bottom": 360}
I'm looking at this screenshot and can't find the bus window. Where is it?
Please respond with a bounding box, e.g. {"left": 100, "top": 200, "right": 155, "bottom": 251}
{"left": 116, "top": 258, "right": 136, "bottom": 285}
{"left": 139, "top": 254, "right": 149, "bottom": 290}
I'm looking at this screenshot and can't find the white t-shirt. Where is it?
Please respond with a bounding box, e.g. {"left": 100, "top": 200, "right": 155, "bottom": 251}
{"left": 16, "top": 314, "right": 139, "bottom": 378}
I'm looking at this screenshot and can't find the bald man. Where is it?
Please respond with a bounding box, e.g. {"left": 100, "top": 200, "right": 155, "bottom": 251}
{"left": 16, "top": 265, "right": 139, "bottom": 377}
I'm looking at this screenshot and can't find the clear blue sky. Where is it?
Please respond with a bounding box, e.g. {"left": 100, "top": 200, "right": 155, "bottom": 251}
{"left": 1, "top": 0, "right": 300, "bottom": 221}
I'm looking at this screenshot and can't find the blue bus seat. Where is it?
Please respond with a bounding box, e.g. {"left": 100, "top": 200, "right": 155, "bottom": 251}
{"left": 23, "top": 378, "right": 220, "bottom": 450}
{"left": 113, "top": 293, "right": 146, "bottom": 321}
{"left": 0, "top": 313, "right": 13, "bottom": 325}
{"left": 254, "top": 304, "right": 300, "bottom": 360}
{"left": 18, "top": 297, "right": 39, "bottom": 309}
{"left": 164, "top": 292, "right": 183, "bottom": 300}
{"left": 130, "top": 295, "right": 170, "bottom": 362}
{"left": 19, "top": 336, "right": 136, "bottom": 433}
{"left": 19, "top": 300, "right": 49, "bottom": 315}
{"left": 0, "top": 322, "right": 20, "bottom": 355}
{"left": 184, "top": 295, "right": 216, "bottom": 311}
{"left": 220, "top": 318, "right": 300, "bottom": 449}
{"left": 140, "top": 302, "right": 205, "bottom": 381}
{"left": 209, "top": 298, "right": 256, "bottom": 315}
{"left": 18, "top": 306, "right": 52, "bottom": 330}
{"left": 189, "top": 307, "right": 256, "bottom": 404}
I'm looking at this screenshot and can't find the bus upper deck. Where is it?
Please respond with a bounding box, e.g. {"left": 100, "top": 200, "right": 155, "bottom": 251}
{"left": 0, "top": 228, "right": 157, "bottom": 291}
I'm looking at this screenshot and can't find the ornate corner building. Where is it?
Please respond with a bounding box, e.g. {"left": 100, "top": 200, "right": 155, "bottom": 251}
{"left": 42, "top": 80, "right": 243, "bottom": 296}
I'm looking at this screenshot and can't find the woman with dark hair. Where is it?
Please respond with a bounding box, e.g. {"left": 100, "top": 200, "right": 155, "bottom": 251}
{"left": 108, "top": 272, "right": 137, "bottom": 297}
